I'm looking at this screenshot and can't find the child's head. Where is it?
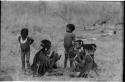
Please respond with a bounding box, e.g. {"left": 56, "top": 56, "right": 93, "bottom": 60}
{"left": 40, "top": 39, "right": 51, "bottom": 54}
{"left": 21, "top": 28, "right": 28, "bottom": 39}
{"left": 74, "top": 40, "right": 84, "bottom": 49}
{"left": 66, "top": 24, "right": 75, "bottom": 33}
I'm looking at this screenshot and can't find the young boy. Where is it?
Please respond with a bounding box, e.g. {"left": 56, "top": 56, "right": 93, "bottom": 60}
{"left": 64, "top": 24, "right": 76, "bottom": 69}
{"left": 18, "top": 28, "right": 34, "bottom": 72}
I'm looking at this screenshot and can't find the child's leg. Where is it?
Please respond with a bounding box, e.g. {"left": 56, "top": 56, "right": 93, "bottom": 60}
{"left": 21, "top": 51, "right": 25, "bottom": 71}
{"left": 69, "top": 58, "right": 74, "bottom": 71}
{"left": 90, "top": 52, "right": 95, "bottom": 68}
{"left": 26, "top": 51, "right": 30, "bottom": 69}
{"left": 64, "top": 50, "right": 68, "bottom": 68}
{"left": 69, "top": 58, "right": 72, "bottom": 67}
{"left": 38, "top": 64, "right": 46, "bottom": 76}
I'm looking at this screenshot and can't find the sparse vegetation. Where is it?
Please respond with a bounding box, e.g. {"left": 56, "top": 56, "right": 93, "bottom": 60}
{"left": 1, "top": 1, "right": 123, "bottom": 81}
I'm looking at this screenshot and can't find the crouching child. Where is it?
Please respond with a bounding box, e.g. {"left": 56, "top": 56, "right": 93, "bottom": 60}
{"left": 31, "top": 39, "right": 61, "bottom": 76}
{"left": 70, "top": 40, "right": 98, "bottom": 78}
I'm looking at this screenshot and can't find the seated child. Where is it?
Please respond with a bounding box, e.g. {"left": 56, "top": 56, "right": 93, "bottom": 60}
{"left": 31, "top": 39, "right": 61, "bottom": 76}
{"left": 70, "top": 40, "right": 98, "bottom": 78}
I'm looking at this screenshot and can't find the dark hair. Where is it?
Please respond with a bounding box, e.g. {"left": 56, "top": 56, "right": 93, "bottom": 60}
{"left": 67, "top": 24, "right": 75, "bottom": 32}
{"left": 40, "top": 39, "right": 51, "bottom": 51}
{"left": 21, "top": 28, "right": 28, "bottom": 39}
{"left": 75, "top": 40, "right": 84, "bottom": 46}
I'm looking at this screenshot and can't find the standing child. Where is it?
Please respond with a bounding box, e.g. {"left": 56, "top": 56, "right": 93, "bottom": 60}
{"left": 64, "top": 24, "right": 76, "bottom": 69}
{"left": 18, "top": 28, "right": 34, "bottom": 72}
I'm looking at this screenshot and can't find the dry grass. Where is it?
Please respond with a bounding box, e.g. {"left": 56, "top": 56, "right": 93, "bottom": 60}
{"left": 0, "top": 1, "right": 123, "bottom": 81}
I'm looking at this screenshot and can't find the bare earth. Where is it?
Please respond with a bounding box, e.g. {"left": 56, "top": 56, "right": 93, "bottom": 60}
{"left": 0, "top": 1, "right": 123, "bottom": 81}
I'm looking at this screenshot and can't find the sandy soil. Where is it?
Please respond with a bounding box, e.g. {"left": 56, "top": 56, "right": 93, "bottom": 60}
{"left": 0, "top": 1, "right": 123, "bottom": 81}
{"left": 1, "top": 29, "right": 123, "bottom": 81}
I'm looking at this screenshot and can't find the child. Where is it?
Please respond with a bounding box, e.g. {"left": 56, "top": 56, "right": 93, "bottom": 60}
{"left": 18, "top": 28, "right": 34, "bottom": 72}
{"left": 64, "top": 24, "right": 76, "bottom": 69}
{"left": 31, "top": 39, "right": 61, "bottom": 76}
{"left": 31, "top": 39, "right": 51, "bottom": 76}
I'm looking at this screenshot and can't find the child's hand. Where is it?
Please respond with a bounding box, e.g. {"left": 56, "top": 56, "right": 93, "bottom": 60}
{"left": 30, "top": 39, "right": 34, "bottom": 45}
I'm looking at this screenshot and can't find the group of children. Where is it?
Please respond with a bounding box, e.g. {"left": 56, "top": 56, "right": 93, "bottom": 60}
{"left": 18, "top": 24, "right": 97, "bottom": 77}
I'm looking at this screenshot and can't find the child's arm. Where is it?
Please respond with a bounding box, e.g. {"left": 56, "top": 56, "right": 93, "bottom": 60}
{"left": 18, "top": 36, "right": 21, "bottom": 43}
{"left": 29, "top": 37, "right": 34, "bottom": 45}
{"left": 78, "top": 55, "right": 85, "bottom": 68}
{"left": 17, "top": 36, "right": 21, "bottom": 54}
{"left": 72, "top": 34, "right": 76, "bottom": 46}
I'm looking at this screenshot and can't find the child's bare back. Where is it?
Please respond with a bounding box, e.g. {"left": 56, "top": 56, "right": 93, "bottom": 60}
{"left": 63, "top": 24, "right": 76, "bottom": 68}
{"left": 64, "top": 32, "right": 75, "bottom": 49}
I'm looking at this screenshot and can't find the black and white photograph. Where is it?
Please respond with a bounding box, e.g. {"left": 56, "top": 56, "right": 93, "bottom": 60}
{"left": 0, "top": 0, "right": 124, "bottom": 81}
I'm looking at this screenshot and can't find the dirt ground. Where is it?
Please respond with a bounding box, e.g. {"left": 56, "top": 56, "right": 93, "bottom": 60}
{"left": 0, "top": 1, "right": 123, "bottom": 81}
{"left": 0, "top": 29, "right": 123, "bottom": 81}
